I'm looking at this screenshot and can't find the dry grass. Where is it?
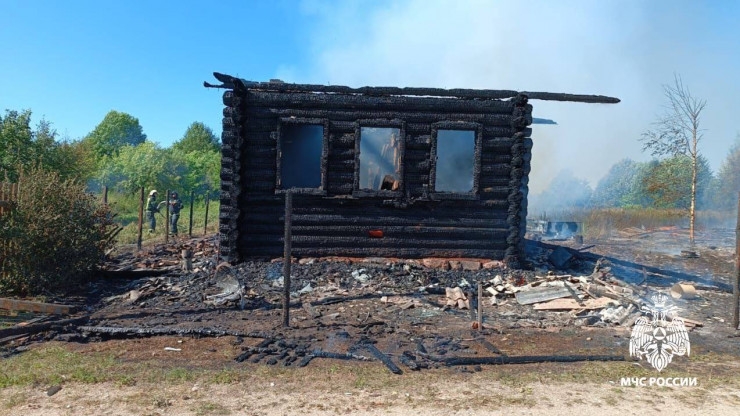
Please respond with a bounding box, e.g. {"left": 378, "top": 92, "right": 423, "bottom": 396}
{"left": 539, "top": 208, "right": 735, "bottom": 239}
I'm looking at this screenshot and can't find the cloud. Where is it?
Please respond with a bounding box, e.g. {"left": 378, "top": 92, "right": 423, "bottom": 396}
{"left": 294, "top": 0, "right": 740, "bottom": 193}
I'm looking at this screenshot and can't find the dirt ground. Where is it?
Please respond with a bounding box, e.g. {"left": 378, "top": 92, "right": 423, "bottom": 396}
{"left": 2, "top": 361, "right": 740, "bottom": 416}
{"left": 2, "top": 227, "right": 740, "bottom": 415}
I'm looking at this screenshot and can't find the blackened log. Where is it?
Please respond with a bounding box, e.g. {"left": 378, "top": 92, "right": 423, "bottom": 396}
{"left": 440, "top": 354, "right": 626, "bottom": 366}
{"left": 77, "top": 326, "right": 270, "bottom": 339}
{"left": 213, "top": 74, "right": 620, "bottom": 103}
{"left": 96, "top": 269, "right": 170, "bottom": 279}
{"left": 297, "top": 355, "right": 315, "bottom": 367}
{"left": 242, "top": 214, "right": 509, "bottom": 227}
{"left": 405, "top": 136, "right": 432, "bottom": 150}
{"left": 363, "top": 343, "right": 402, "bottom": 375}
{"left": 0, "top": 316, "right": 90, "bottom": 340}
{"left": 329, "top": 148, "right": 355, "bottom": 159}
{"left": 242, "top": 235, "right": 510, "bottom": 250}
{"left": 244, "top": 225, "right": 509, "bottom": 239}
{"left": 244, "top": 91, "right": 517, "bottom": 113}
{"left": 398, "top": 354, "right": 420, "bottom": 371}
{"left": 246, "top": 107, "right": 515, "bottom": 126}
{"left": 523, "top": 91, "right": 620, "bottom": 103}
{"left": 242, "top": 246, "right": 505, "bottom": 259}
{"left": 311, "top": 350, "right": 373, "bottom": 361}
{"left": 213, "top": 74, "right": 518, "bottom": 98}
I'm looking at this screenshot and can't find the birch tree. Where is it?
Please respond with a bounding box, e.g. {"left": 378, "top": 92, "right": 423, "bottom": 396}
{"left": 641, "top": 74, "right": 706, "bottom": 242}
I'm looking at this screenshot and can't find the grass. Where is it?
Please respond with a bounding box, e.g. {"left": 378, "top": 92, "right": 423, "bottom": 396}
{"left": 192, "top": 401, "right": 231, "bottom": 415}
{"left": 2, "top": 344, "right": 739, "bottom": 407}
{"left": 535, "top": 207, "right": 736, "bottom": 239}
{"left": 106, "top": 191, "right": 219, "bottom": 245}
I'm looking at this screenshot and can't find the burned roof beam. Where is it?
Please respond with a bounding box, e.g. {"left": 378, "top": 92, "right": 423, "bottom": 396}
{"left": 206, "top": 72, "right": 620, "bottom": 104}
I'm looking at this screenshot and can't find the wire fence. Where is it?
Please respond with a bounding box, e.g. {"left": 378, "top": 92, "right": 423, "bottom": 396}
{"left": 101, "top": 186, "right": 214, "bottom": 250}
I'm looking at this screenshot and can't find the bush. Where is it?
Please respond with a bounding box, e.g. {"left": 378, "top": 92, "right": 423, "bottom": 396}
{"left": 0, "top": 167, "right": 116, "bottom": 296}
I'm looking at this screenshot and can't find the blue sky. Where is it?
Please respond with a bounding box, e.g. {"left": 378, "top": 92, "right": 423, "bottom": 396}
{"left": 2, "top": 0, "right": 739, "bottom": 192}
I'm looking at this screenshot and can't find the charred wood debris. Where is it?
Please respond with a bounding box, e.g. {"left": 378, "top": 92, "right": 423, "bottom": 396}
{"left": 2, "top": 233, "right": 717, "bottom": 372}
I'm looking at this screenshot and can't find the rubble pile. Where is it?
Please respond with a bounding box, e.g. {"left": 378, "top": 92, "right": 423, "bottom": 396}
{"left": 97, "top": 234, "right": 681, "bottom": 334}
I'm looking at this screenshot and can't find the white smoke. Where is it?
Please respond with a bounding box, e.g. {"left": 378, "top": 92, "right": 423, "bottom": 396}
{"left": 284, "top": 0, "right": 740, "bottom": 193}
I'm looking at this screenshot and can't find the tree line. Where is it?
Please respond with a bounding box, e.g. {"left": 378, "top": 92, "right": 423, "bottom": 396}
{"left": 530, "top": 150, "right": 738, "bottom": 213}
{"left": 0, "top": 109, "right": 220, "bottom": 196}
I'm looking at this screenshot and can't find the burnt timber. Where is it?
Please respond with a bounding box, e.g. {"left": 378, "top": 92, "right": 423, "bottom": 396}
{"left": 207, "top": 73, "right": 619, "bottom": 267}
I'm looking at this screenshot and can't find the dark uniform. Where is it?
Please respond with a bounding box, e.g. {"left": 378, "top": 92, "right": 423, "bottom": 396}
{"left": 169, "top": 193, "right": 184, "bottom": 235}
{"left": 146, "top": 192, "right": 159, "bottom": 232}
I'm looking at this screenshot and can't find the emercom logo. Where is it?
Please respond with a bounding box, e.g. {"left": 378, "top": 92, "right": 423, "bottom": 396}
{"left": 629, "top": 293, "right": 690, "bottom": 372}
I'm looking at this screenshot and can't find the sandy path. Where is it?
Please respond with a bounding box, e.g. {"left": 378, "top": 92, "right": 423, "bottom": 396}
{"left": 3, "top": 377, "right": 739, "bottom": 416}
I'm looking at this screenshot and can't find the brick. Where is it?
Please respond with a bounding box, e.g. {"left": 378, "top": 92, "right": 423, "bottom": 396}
{"left": 460, "top": 260, "right": 482, "bottom": 271}
{"left": 422, "top": 258, "right": 450, "bottom": 270}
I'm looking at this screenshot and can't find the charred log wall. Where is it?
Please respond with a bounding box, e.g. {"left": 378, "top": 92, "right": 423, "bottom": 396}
{"left": 219, "top": 87, "right": 533, "bottom": 266}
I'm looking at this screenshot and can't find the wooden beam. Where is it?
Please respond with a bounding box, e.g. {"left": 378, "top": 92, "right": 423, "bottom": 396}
{"left": 208, "top": 72, "right": 621, "bottom": 104}
{"left": 0, "top": 298, "right": 77, "bottom": 315}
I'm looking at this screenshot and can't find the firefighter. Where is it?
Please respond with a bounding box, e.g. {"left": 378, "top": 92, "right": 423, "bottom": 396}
{"left": 145, "top": 190, "right": 159, "bottom": 232}
{"left": 169, "top": 191, "right": 184, "bottom": 235}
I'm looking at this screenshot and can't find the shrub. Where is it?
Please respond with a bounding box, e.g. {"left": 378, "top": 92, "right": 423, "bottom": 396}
{"left": 0, "top": 167, "right": 116, "bottom": 295}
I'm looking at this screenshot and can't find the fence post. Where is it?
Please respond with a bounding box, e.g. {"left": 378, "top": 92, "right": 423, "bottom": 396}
{"left": 102, "top": 185, "right": 108, "bottom": 205}
{"left": 734, "top": 192, "right": 739, "bottom": 330}
{"left": 189, "top": 191, "right": 194, "bottom": 237}
{"left": 283, "top": 191, "right": 292, "bottom": 328}
{"left": 137, "top": 187, "right": 144, "bottom": 251}
{"left": 204, "top": 191, "right": 210, "bottom": 235}
{"left": 165, "top": 189, "right": 170, "bottom": 243}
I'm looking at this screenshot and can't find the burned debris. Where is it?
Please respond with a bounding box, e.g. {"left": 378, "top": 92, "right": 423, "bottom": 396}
{"left": 206, "top": 73, "right": 619, "bottom": 268}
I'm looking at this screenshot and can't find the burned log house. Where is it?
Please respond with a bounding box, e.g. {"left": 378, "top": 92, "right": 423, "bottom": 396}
{"left": 205, "top": 73, "right": 619, "bottom": 268}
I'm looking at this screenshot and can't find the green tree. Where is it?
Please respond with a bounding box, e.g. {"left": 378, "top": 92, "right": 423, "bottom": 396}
{"left": 173, "top": 122, "right": 220, "bottom": 153}
{"left": 0, "top": 109, "right": 86, "bottom": 181}
{"left": 84, "top": 110, "right": 146, "bottom": 159}
{"left": 96, "top": 142, "right": 176, "bottom": 193}
{"left": 171, "top": 148, "right": 221, "bottom": 194}
{"left": 642, "top": 155, "right": 713, "bottom": 210}
{"left": 592, "top": 159, "right": 654, "bottom": 208}
{"left": 713, "top": 136, "right": 740, "bottom": 210}
{"left": 0, "top": 109, "right": 34, "bottom": 179}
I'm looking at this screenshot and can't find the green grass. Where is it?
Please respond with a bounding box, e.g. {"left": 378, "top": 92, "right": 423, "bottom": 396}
{"left": 2, "top": 345, "right": 738, "bottom": 392}
{"left": 0, "top": 346, "right": 118, "bottom": 387}
{"left": 106, "top": 191, "right": 219, "bottom": 245}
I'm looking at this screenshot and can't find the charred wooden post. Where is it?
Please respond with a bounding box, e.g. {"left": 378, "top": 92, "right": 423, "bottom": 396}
{"left": 204, "top": 191, "right": 211, "bottom": 235}
{"left": 477, "top": 280, "right": 483, "bottom": 331}
{"left": 164, "top": 189, "right": 170, "bottom": 243}
{"left": 189, "top": 191, "right": 194, "bottom": 237}
{"left": 364, "top": 343, "right": 402, "bottom": 374}
{"left": 283, "top": 190, "right": 293, "bottom": 328}
{"left": 735, "top": 192, "right": 740, "bottom": 330}
{"left": 205, "top": 74, "right": 617, "bottom": 265}
{"left": 137, "top": 187, "right": 144, "bottom": 251}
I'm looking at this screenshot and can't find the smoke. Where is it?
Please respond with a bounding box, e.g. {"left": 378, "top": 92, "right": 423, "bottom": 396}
{"left": 435, "top": 130, "right": 475, "bottom": 193}
{"left": 289, "top": 0, "right": 740, "bottom": 193}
